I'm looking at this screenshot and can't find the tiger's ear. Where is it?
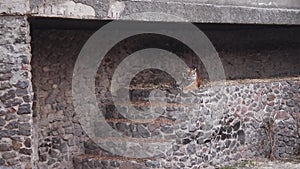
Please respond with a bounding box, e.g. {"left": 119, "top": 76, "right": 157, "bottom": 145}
{"left": 192, "top": 68, "right": 197, "bottom": 73}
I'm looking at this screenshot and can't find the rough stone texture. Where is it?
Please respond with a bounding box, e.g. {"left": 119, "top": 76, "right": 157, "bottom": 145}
{"left": 0, "top": 16, "right": 33, "bottom": 169}
{"left": 138, "top": 0, "right": 300, "bottom": 9}
{"left": 28, "top": 0, "right": 300, "bottom": 25}
{"left": 78, "top": 79, "right": 300, "bottom": 168}
{"left": 0, "top": 0, "right": 29, "bottom": 15}
{"left": 31, "top": 30, "right": 93, "bottom": 168}
{"left": 31, "top": 25, "right": 300, "bottom": 168}
{"left": 30, "top": 0, "right": 96, "bottom": 19}
{"left": 0, "top": 1, "right": 299, "bottom": 168}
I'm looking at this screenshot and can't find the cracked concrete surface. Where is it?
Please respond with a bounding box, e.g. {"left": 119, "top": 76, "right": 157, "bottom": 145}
{"left": 26, "top": 0, "right": 300, "bottom": 24}
{"left": 31, "top": 0, "right": 96, "bottom": 18}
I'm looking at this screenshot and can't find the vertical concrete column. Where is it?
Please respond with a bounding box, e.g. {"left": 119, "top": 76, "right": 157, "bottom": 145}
{"left": 0, "top": 1, "right": 33, "bottom": 168}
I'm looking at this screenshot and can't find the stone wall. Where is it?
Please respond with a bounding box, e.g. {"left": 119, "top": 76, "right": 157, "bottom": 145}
{"left": 73, "top": 79, "right": 300, "bottom": 169}
{"left": 0, "top": 16, "right": 33, "bottom": 169}
{"left": 31, "top": 30, "right": 92, "bottom": 168}
{"left": 31, "top": 24, "right": 300, "bottom": 168}
{"left": 0, "top": 1, "right": 298, "bottom": 169}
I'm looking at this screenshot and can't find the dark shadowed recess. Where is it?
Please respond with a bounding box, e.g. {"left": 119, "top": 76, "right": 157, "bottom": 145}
{"left": 30, "top": 17, "right": 300, "bottom": 81}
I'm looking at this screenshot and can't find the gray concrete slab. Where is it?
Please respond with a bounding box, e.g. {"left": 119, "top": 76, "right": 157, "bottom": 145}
{"left": 28, "top": 0, "right": 300, "bottom": 25}
{"left": 141, "top": 0, "right": 300, "bottom": 9}
{"left": 2, "top": 0, "right": 300, "bottom": 24}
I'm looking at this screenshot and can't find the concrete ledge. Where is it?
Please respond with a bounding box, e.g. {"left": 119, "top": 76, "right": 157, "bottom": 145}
{"left": 28, "top": 0, "right": 300, "bottom": 25}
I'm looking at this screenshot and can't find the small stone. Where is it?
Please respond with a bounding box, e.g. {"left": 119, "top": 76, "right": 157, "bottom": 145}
{"left": 161, "top": 125, "right": 173, "bottom": 134}
{"left": 119, "top": 161, "right": 144, "bottom": 169}
{"left": 23, "top": 95, "right": 31, "bottom": 103}
{"left": 145, "top": 160, "right": 159, "bottom": 168}
{"left": 7, "top": 158, "right": 18, "bottom": 166}
{"left": 17, "top": 104, "right": 31, "bottom": 115}
{"left": 16, "top": 80, "right": 29, "bottom": 89}
{"left": 39, "top": 154, "right": 47, "bottom": 162}
{"left": 275, "top": 111, "right": 290, "bottom": 120}
{"left": 286, "top": 146, "right": 293, "bottom": 154}
{"left": 172, "top": 145, "right": 180, "bottom": 151}
{"left": 49, "top": 149, "right": 60, "bottom": 158}
{"left": 286, "top": 100, "right": 295, "bottom": 107}
{"left": 0, "top": 118, "right": 6, "bottom": 126}
{"left": 233, "top": 121, "right": 240, "bottom": 131}
{"left": 24, "top": 138, "right": 31, "bottom": 147}
{"left": 16, "top": 88, "right": 29, "bottom": 96}
{"left": 0, "top": 73, "right": 12, "bottom": 81}
{"left": 0, "top": 130, "right": 17, "bottom": 137}
{"left": 278, "top": 146, "right": 285, "bottom": 154}
{"left": 18, "top": 123, "right": 31, "bottom": 136}
{"left": 19, "top": 148, "right": 32, "bottom": 155}
{"left": 12, "top": 141, "right": 22, "bottom": 151}
{"left": 183, "top": 138, "right": 191, "bottom": 145}
{"left": 52, "top": 137, "right": 61, "bottom": 144}
{"left": 137, "top": 124, "right": 150, "bottom": 138}
{"left": 60, "top": 142, "right": 68, "bottom": 153}
{"left": 20, "top": 156, "right": 31, "bottom": 162}
{"left": 0, "top": 144, "right": 12, "bottom": 151}
{"left": 181, "top": 124, "right": 187, "bottom": 130}
{"left": 237, "top": 130, "right": 245, "bottom": 145}
{"left": 0, "top": 110, "right": 5, "bottom": 116}
{"left": 2, "top": 152, "right": 17, "bottom": 159}
{"left": 187, "top": 143, "right": 196, "bottom": 154}
{"left": 176, "top": 131, "right": 187, "bottom": 138}
{"left": 5, "top": 121, "right": 19, "bottom": 129}
{"left": 267, "top": 94, "right": 276, "bottom": 101}
{"left": 188, "top": 124, "right": 197, "bottom": 132}
{"left": 180, "top": 156, "right": 188, "bottom": 162}
{"left": 225, "top": 140, "right": 231, "bottom": 148}
{"left": 0, "top": 82, "right": 11, "bottom": 90}
{"left": 115, "top": 122, "right": 128, "bottom": 132}
{"left": 4, "top": 98, "right": 23, "bottom": 107}
{"left": 0, "top": 89, "right": 15, "bottom": 102}
{"left": 47, "top": 158, "right": 56, "bottom": 165}
{"left": 148, "top": 123, "right": 160, "bottom": 132}
{"left": 3, "top": 113, "right": 15, "bottom": 120}
{"left": 18, "top": 115, "right": 31, "bottom": 123}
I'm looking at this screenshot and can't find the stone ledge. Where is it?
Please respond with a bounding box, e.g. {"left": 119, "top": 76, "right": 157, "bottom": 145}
{"left": 73, "top": 154, "right": 151, "bottom": 169}
{"left": 28, "top": 0, "right": 300, "bottom": 25}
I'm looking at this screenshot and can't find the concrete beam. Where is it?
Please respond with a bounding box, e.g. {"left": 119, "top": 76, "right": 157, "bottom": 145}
{"left": 28, "top": 0, "right": 300, "bottom": 25}
{"left": 150, "top": 0, "right": 300, "bottom": 9}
